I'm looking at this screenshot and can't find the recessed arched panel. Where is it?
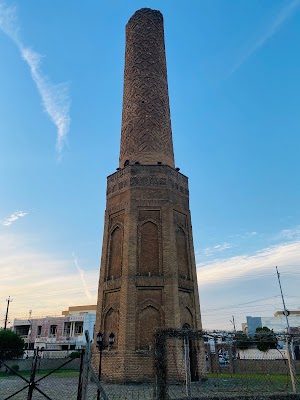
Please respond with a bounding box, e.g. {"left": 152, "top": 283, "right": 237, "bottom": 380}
{"left": 140, "top": 221, "right": 159, "bottom": 275}
{"left": 181, "top": 307, "right": 193, "bottom": 329}
{"left": 108, "top": 226, "right": 123, "bottom": 280}
{"left": 176, "top": 226, "right": 189, "bottom": 278}
{"left": 104, "top": 308, "right": 119, "bottom": 347}
{"left": 138, "top": 305, "right": 161, "bottom": 350}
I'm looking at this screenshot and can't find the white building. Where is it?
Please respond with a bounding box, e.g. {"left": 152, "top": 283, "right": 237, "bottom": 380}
{"left": 13, "top": 305, "right": 96, "bottom": 350}
{"left": 246, "top": 310, "right": 300, "bottom": 335}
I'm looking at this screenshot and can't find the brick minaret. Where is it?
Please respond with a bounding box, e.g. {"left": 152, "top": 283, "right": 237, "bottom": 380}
{"left": 95, "top": 8, "right": 202, "bottom": 382}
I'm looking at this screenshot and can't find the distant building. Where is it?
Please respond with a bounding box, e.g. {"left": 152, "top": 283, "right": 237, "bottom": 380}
{"left": 241, "top": 323, "right": 248, "bottom": 334}
{"left": 246, "top": 310, "right": 300, "bottom": 335}
{"left": 13, "top": 305, "right": 96, "bottom": 350}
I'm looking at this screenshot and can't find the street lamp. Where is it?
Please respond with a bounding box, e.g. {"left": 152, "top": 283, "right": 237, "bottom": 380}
{"left": 96, "top": 332, "right": 115, "bottom": 400}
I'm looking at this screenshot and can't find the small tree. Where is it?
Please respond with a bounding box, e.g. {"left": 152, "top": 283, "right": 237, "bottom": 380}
{"left": 0, "top": 330, "right": 25, "bottom": 360}
{"left": 235, "top": 331, "right": 251, "bottom": 350}
{"left": 254, "top": 327, "right": 277, "bottom": 352}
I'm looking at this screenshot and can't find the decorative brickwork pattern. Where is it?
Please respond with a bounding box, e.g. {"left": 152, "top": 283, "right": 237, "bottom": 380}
{"left": 94, "top": 8, "right": 203, "bottom": 382}
{"left": 119, "top": 8, "right": 175, "bottom": 168}
{"left": 176, "top": 226, "right": 190, "bottom": 279}
{"left": 107, "top": 226, "right": 123, "bottom": 280}
{"left": 139, "top": 221, "right": 160, "bottom": 275}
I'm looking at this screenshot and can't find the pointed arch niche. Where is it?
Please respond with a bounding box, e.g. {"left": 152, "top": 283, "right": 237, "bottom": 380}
{"left": 104, "top": 307, "right": 119, "bottom": 347}
{"left": 139, "top": 220, "right": 160, "bottom": 275}
{"left": 107, "top": 225, "right": 123, "bottom": 280}
{"left": 138, "top": 305, "right": 161, "bottom": 350}
{"left": 175, "top": 226, "right": 190, "bottom": 278}
{"left": 181, "top": 306, "right": 194, "bottom": 329}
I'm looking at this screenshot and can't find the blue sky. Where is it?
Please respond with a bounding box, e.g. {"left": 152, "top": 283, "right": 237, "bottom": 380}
{"left": 0, "top": 0, "right": 300, "bottom": 330}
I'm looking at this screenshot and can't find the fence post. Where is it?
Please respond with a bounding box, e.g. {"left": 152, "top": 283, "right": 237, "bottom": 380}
{"left": 27, "top": 348, "right": 38, "bottom": 400}
{"left": 184, "top": 334, "right": 191, "bottom": 398}
{"left": 81, "top": 330, "right": 91, "bottom": 400}
{"left": 286, "top": 336, "right": 297, "bottom": 393}
{"left": 77, "top": 349, "right": 85, "bottom": 400}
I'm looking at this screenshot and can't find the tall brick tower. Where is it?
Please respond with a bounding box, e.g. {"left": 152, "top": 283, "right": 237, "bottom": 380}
{"left": 95, "top": 8, "right": 202, "bottom": 382}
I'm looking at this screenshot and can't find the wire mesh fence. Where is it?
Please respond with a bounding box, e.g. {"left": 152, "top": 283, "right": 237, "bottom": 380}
{"left": 0, "top": 348, "right": 82, "bottom": 400}
{"left": 0, "top": 331, "right": 299, "bottom": 399}
{"left": 153, "top": 330, "right": 300, "bottom": 399}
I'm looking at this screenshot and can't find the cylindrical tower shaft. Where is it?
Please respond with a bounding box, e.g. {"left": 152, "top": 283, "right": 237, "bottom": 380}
{"left": 119, "top": 8, "right": 175, "bottom": 168}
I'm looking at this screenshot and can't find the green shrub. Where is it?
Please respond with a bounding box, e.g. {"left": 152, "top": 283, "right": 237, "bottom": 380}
{"left": 0, "top": 330, "right": 24, "bottom": 360}
{"left": 69, "top": 351, "right": 81, "bottom": 359}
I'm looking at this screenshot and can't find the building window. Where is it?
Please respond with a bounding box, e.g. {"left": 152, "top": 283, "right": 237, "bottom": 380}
{"left": 49, "top": 325, "right": 57, "bottom": 337}
{"left": 15, "top": 325, "right": 30, "bottom": 336}
{"left": 74, "top": 322, "right": 83, "bottom": 336}
{"left": 63, "top": 322, "right": 71, "bottom": 337}
{"left": 37, "top": 326, "right": 42, "bottom": 337}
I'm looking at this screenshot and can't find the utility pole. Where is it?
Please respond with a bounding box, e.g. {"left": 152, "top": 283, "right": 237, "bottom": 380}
{"left": 276, "top": 266, "right": 297, "bottom": 393}
{"left": 4, "top": 296, "right": 12, "bottom": 330}
{"left": 276, "top": 267, "right": 291, "bottom": 333}
{"left": 230, "top": 315, "right": 236, "bottom": 332}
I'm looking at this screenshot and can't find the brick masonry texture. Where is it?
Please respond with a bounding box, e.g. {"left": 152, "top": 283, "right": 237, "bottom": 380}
{"left": 119, "top": 8, "right": 175, "bottom": 168}
{"left": 94, "top": 8, "right": 202, "bottom": 382}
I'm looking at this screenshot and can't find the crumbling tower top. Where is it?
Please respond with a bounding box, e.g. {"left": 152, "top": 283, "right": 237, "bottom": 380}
{"left": 119, "top": 8, "right": 175, "bottom": 168}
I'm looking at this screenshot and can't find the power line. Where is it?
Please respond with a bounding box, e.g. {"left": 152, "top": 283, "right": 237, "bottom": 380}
{"left": 201, "top": 295, "right": 280, "bottom": 313}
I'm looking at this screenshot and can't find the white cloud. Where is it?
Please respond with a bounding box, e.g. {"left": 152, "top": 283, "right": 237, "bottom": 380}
{"left": 0, "top": 0, "right": 71, "bottom": 156}
{"left": 245, "top": 231, "right": 257, "bottom": 238}
{"left": 228, "top": 231, "right": 258, "bottom": 239}
{"left": 1, "top": 210, "right": 28, "bottom": 226}
{"left": 0, "top": 233, "right": 98, "bottom": 321}
{"left": 197, "top": 240, "right": 300, "bottom": 287}
{"left": 197, "top": 239, "right": 300, "bottom": 330}
{"left": 276, "top": 226, "right": 300, "bottom": 241}
{"left": 230, "top": 0, "right": 300, "bottom": 75}
{"left": 203, "top": 242, "right": 233, "bottom": 256}
{"left": 73, "top": 253, "right": 94, "bottom": 301}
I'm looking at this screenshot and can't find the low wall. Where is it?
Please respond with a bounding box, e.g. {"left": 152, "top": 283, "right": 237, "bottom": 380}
{"left": 0, "top": 357, "right": 80, "bottom": 371}
{"left": 233, "top": 359, "right": 300, "bottom": 375}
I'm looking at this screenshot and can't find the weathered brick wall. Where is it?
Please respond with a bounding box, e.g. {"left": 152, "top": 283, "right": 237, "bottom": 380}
{"left": 94, "top": 164, "right": 203, "bottom": 382}
{"left": 119, "top": 8, "right": 175, "bottom": 168}
{"left": 94, "top": 8, "right": 202, "bottom": 383}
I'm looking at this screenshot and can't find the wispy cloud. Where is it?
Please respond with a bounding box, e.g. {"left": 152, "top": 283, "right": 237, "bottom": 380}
{"left": 197, "top": 240, "right": 300, "bottom": 287}
{"left": 228, "top": 231, "right": 258, "bottom": 240}
{"left": 0, "top": 233, "right": 97, "bottom": 320}
{"left": 0, "top": 0, "right": 71, "bottom": 156}
{"left": 243, "top": 231, "right": 257, "bottom": 238}
{"left": 1, "top": 211, "right": 28, "bottom": 226}
{"left": 275, "top": 226, "right": 300, "bottom": 241}
{"left": 197, "top": 238, "right": 300, "bottom": 329}
{"left": 230, "top": 0, "right": 300, "bottom": 75}
{"left": 73, "top": 253, "right": 94, "bottom": 301}
{"left": 203, "top": 242, "right": 234, "bottom": 257}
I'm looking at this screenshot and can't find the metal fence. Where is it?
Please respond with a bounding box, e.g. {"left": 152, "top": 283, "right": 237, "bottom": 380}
{"left": 0, "top": 348, "right": 82, "bottom": 400}
{"left": 0, "top": 331, "right": 299, "bottom": 399}
{"left": 153, "top": 329, "right": 300, "bottom": 399}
